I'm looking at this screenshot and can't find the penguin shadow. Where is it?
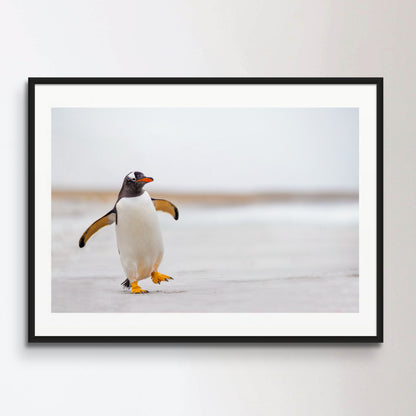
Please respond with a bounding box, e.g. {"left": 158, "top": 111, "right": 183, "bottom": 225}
{"left": 119, "top": 275, "right": 187, "bottom": 295}
{"left": 120, "top": 288, "right": 187, "bottom": 295}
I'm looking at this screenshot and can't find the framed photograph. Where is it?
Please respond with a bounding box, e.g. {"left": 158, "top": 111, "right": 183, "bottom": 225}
{"left": 28, "top": 78, "right": 383, "bottom": 342}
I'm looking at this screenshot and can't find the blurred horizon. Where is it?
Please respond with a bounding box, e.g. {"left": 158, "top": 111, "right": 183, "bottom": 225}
{"left": 52, "top": 189, "right": 358, "bottom": 206}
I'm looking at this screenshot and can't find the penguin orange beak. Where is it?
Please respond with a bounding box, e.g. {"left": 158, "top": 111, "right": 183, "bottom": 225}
{"left": 136, "top": 177, "right": 153, "bottom": 183}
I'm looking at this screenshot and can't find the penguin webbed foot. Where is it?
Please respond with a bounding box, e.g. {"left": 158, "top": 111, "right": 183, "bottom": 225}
{"left": 151, "top": 272, "right": 174, "bottom": 285}
{"left": 130, "top": 281, "right": 148, "bottom": 294}
{"left": 121, "top": 278, "right": 130, "bottom": 288}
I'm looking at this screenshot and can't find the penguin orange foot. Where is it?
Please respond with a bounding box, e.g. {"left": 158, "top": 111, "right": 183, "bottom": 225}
{"left": 131, "top": 281, "right": 148, "bottom": 294}
{"left": 151, "top": 271, "right": 173, "bottom": 285}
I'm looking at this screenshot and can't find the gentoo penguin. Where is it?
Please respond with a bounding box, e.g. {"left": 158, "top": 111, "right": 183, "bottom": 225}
{"left": 79, "top": 171, "right": 178, "bottom": 294}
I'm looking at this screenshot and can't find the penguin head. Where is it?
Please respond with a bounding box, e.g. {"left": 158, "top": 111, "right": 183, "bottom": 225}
{"left": 119, "top": 171, "right": 154, "bottom": 197}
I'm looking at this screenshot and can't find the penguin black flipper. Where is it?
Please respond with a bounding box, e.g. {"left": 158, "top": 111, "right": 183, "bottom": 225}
{"left": 151, "top": 198, "right": 179, "bottom": 220}
{"left": 79, "top": 209, "right": 117, "bottom": 248}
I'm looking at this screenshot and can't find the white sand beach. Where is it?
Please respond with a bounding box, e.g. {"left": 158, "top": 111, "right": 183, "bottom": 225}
{"left": 52, "top": 197, "right": 358, "bottom": 313}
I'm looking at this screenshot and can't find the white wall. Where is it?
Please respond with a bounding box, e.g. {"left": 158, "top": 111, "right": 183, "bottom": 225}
{"left": 1, "top": 1, "right": 415, "bottom": 415}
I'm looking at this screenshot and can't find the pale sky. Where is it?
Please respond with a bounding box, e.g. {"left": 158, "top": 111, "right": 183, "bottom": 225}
{"left": 52, "top": 107, "right": 358, "bottom": 193}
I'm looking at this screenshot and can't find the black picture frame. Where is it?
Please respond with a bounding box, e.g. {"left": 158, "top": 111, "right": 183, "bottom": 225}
{"left": 28, "top": 77, "right": 383, "bottom": 343}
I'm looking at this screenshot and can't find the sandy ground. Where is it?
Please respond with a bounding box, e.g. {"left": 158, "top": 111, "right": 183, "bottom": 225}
{"left": 52, "top": 198, "right": 358, "bottom": 313}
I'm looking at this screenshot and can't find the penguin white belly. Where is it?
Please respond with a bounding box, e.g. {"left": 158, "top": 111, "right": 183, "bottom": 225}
{"left": 115, "top": 192, "right": 164, "bottom": 282}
